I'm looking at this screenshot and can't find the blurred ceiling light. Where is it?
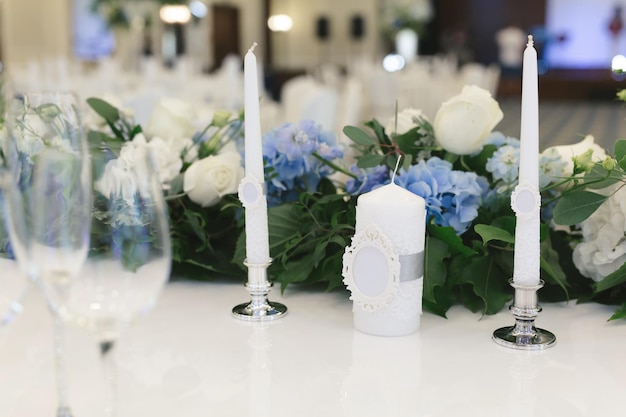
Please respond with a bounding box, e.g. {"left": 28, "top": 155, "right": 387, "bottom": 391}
{"left": 612, "top": 54, "right": 626, "bottom": 73}
{"left": 268, "top": 14, "right": 293, "bottom": 32}
{"left": 382, "top": 54, "right": 405, "bottom": 72}
{"left": 189, "top": 1, "right": 208, "bottom": 18}
{"left": 160, "top": 4, "right": 192, "bottom": 24}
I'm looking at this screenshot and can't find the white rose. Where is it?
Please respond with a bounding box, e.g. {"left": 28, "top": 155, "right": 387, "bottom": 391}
{"left": 433, "top": 85, "right": 503, "bottom": 155}
{"left": 384, "top": 108, "right": 428, "bottom": 136}
{"left": 145, "top": 97, "right": 196, "bottom": 141}
{"left": 120, "top": 134, "right": 183, "bottom": 186}
{"left": 541, "top": 135, "right": 608, "bottom": 178}
{"left": 573, "top": 185, "right": 626, "bottom": 282}
{"left": 183, "top": 152, "right": 244, "bottom": 207}
{"left": 143, "top": 137, "right": 183, "bottom": 184}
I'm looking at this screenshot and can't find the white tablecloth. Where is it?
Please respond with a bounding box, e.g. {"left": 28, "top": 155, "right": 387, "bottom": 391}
{"left": 1, "top": 280, "right": 624, "bottom": 417}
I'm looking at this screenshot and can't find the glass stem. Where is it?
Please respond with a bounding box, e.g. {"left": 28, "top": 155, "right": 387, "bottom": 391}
{"left": 53, "top": 315, "right": 73, "bottom": 417}
{"left": 100, "top": 340, "right": 118, "bottom": 417}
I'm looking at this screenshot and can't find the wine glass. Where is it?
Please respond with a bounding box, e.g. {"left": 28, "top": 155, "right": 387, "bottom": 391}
{"left": 2, "top": 91, "right": 91, "bottom": 417}
{"left": 65, "top": 146, "right": 171, "bottom": 416}
{"left": 0, "top": 69, "right": 30, "bottom": 338}
{"left": 0, "top": 169, "right": 30, "bottom": 339}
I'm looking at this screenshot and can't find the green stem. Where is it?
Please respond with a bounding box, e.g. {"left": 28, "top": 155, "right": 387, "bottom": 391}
{"left": 443, "top": 152, "right": 459, "bottom": 164}
{"left": 311, "top": 151, "right": 357, "bottom": 179}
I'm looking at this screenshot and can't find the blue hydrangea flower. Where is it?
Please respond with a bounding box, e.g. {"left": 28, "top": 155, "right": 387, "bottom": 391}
{"left": 395, "top": 157, "right": 485, "bottom": 234}
{"left": 345, "top": 165, "right": 389, "bottom": 195}
{"left": 263, "top": 120, "right": 343, "bottom": 205}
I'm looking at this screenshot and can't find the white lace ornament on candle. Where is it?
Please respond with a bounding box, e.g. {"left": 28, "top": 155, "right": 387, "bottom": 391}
{"left": 342, "top": 182, "right": 426, "bottom": 336}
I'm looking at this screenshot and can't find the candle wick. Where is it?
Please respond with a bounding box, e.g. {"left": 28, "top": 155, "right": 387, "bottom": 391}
{"left": 248, "top": 42, "right": 258, "bottom": 54}
{"left": 527, "top": 35, "right": 534, "bottom": 47}
{"left": 391, "top": 155, "right": 402, "bottom": 184}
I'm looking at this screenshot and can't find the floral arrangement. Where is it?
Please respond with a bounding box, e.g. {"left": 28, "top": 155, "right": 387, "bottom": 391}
{"left": 80, "top": 85, "right": 626, "bottom": 321}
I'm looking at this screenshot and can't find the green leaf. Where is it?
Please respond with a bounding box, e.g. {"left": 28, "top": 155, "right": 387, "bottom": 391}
{"left": 129, "top": 124, "right": 143, "bottom": 140}
{"left": 423, "top": 236, "right": 449, "bottom": 304}
{"left": 593, "top": 261, "right": 626, "bottom": 293}
{"left": 312, "top": 239, "right": 328, "bottom": 267}
{"left": 357, "top": 153, "right": 384, "bottom": 168}
{"left": 277, "top": 256, "right": 315, "bottom": 291}
{"left": 428, "top": 224, "right": 476, "bottom": 257}
{"left": 268, "top": 204, "right": 303, "bottom": 249}
{"left": 539, "top": 238, "right": 569, "bottom": 298}
{"left": 608, "top": 302, "right": 626, "bottom": 321}
{"left": 553, "top": 191, "right": 607, "bottom": 225}
{"left": 367, "top": 119, "right": 388, "bottom": 145}
{"left": 460, "top": 255, "right": 511, "bottom": 315}
{"left": 583, "top": 164, "right": 620, "bottom": 190}
{"left": 394, "top": 129, "right": 421, "bottom": 156}
{"left": 614, "top": 139, "right": 626, "bottom": 168}
{"left": 463, "top": 144, "right": 497, "bottom": 176}
{"left": 169, "top": 173, "right": 185, "bottom": 196}
{"left": 86, "top": 97, "right": 120, "bottom": 122}
{"left": 343, "top": 125, "right": 376, "bottom": 146}
{"left": 474, "top": 224, "right": 515, "bottom": 245}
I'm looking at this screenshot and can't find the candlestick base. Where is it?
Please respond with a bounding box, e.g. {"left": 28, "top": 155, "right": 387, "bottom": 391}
{"left": 492, "top": 279, "right": 556, "bottom": 350}
{"left": 232, "top": 259, "right": 288, "bottom": 322}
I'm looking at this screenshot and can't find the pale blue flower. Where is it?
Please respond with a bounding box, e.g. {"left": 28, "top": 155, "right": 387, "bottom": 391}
{"left": 539, "top": 148, "right": 568, "bottom": 189}
{"left": 484, "top": 131, "right": 520, "bottom": 148}
{"left": 486, "top": 145, "right": 520, "bottom": 183}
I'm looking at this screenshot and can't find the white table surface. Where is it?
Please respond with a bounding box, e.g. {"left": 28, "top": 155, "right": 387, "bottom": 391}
{"left": 1, "top": 279, "right": 624, "bottom": 417}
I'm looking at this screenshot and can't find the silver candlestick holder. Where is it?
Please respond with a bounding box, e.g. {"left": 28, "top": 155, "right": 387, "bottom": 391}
{"left": 492, "top": 279, "right": 556, "bottom": 350}
{"left": 232, "top": 259, "right": 288, "bottom": 322}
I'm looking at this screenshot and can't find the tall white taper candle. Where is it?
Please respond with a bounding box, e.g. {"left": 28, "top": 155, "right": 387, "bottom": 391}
{"left": 243, "top": 43, "right": 270, "bottom": 268}
{"left": 513, "top": 35, "right": 540, "bottom": 286}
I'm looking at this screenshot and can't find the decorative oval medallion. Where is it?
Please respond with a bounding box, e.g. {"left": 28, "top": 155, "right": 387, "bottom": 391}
{"left": 238, "top": 175, "right": 264, "bottom": 209}
{"left": 510, "top": 181, "right": 541, "bottom": 219}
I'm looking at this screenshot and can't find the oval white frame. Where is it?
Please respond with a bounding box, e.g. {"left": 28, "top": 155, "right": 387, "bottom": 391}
{"left": 342, "top": 225, "right": 400, "bottom": 312}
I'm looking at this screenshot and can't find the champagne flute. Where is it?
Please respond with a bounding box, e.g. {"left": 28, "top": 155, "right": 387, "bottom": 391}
{"left": 66, "top": 146, "right": 171, "bottom": 416}
{"left": 2, "top": 91, "right": 91, "bottom": 417}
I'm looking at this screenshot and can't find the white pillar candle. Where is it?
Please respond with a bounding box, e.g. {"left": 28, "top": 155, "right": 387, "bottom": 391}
{"left": 350, "top": 182, "right": 426, "bottom": 336}
{"left": 512, "top": 35, "right": 541, "bottom": 286}
{"left": 242, "top": 43, "right": 270, "bottom": 267}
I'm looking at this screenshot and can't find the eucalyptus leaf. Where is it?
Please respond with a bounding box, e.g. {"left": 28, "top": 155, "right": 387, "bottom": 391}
{"left": 357, "top": 153, "right": 384, "bottom": 168}
{"left": 366, "top": 119, "right": 387, "bottom": 144}
{"left": 343, "top": 125, "right": 376, "bottom": 146}
{"left": 87, "top": 97, "right": 120, "bottom": 123}
{"left": 553, "top": 191, "right": 607, "bottom": 225}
